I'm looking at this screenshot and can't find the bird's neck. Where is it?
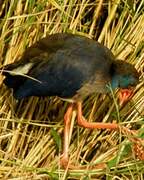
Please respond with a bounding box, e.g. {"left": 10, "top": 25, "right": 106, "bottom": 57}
{"left": 111, "top": 75, "right": 119, "bottom": 89}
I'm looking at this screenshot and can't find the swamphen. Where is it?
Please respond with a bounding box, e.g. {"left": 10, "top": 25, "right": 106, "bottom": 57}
{"left": 1, "top": 33, "right": 143, "bottom": 168}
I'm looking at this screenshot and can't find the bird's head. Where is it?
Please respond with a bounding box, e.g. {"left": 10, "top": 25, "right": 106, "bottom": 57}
{"left": 111, "top": 60, "right": 139, "bottom": 105}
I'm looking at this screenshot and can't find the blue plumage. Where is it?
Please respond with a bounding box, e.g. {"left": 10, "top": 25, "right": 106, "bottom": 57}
{"left": 1, "top": 33, "right": 139, "bottom": 101}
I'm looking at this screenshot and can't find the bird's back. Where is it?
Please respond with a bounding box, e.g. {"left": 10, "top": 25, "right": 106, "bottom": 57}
{"left": 1, "top": 33, "right": 115, "bottom": 100}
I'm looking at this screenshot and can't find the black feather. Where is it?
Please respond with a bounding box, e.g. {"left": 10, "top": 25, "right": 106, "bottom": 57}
{"left": 1, "top": 33, "right": 139, "bottom": 101}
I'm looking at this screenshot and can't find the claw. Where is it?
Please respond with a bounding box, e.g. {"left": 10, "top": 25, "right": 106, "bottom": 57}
{"left": 133, "top": 140, "right": 144, "bottom": 160}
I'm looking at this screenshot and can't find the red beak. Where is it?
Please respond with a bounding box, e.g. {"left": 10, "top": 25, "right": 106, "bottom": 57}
{"left": 118, "top": 88, "right": 134, "bottom": 106}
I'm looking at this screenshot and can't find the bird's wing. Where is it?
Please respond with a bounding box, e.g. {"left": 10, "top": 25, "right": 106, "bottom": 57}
{"left": 20, "top": 33, "right": 77, "bottom": 61}
{"left": 13, "top": 49, "right": 91, "bottom": 99}
{"left": 1, "top": 33, "right": 114, "bottom": 100}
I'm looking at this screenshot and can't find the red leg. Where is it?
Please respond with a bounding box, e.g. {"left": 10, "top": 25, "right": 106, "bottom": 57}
{"left": 60, "top": 103, "right": 107, "bottom": 169}
{"left": 77, "top": 101, "right": 144, "bottom": 160}
{"left": 77, "top": 102, "right": 119, "bottom": 129}
{"left": 60, "top": 102, "right": 144, "bottom": 169}
{"left": 60, "top": 103, "right": 73, "bottom": 168}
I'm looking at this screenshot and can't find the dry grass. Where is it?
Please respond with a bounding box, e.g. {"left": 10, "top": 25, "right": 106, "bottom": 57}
{"left": 0, "top": 0, "right": 144, "bottom": 179}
